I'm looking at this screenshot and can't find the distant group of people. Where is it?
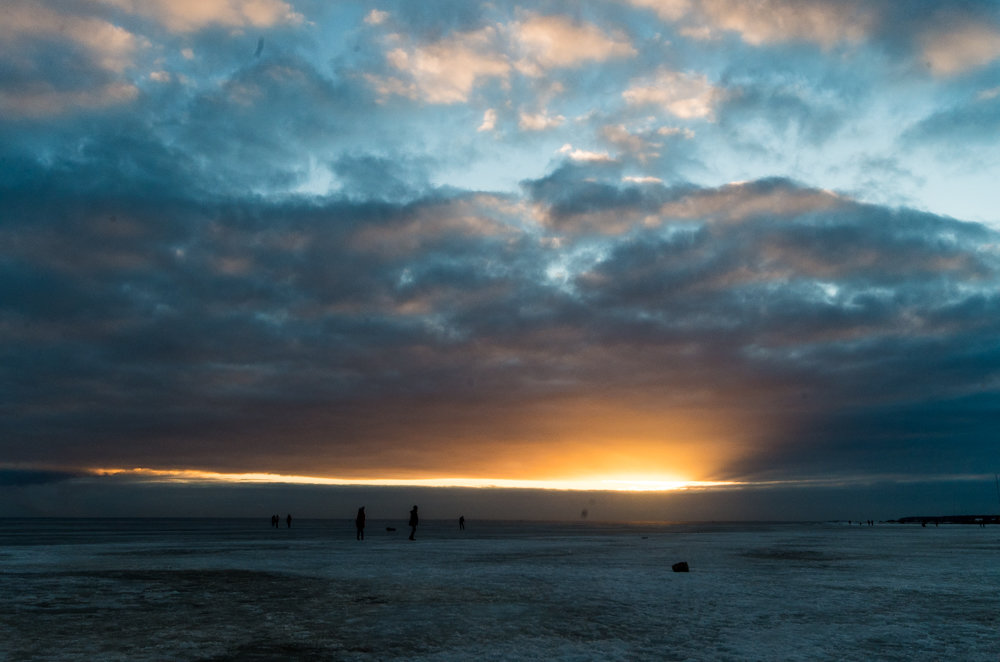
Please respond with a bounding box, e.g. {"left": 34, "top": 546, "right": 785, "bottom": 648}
{"left": 275, "top": 506, "right": 467, "bottom": 541}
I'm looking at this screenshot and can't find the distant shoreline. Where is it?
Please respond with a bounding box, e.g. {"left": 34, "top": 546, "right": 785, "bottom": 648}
{"left": 889, "top": 515, "right": 1000, "bottom": 525}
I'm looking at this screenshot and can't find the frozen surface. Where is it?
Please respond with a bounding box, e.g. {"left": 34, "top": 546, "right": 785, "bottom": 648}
{"left": 1, "top": 519, "right": 998, "bottom": 661}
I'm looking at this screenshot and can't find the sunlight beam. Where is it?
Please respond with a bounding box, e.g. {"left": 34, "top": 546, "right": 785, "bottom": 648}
{"left": 89, "top": 467, "right": 739, "bottom": 492}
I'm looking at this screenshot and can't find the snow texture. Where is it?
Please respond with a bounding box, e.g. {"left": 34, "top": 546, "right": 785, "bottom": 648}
{"left": 1, "top": 519, "right": 998, "bottom": 660}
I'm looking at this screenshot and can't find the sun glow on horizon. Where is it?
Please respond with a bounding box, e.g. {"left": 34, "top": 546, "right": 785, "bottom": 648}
{"left": 89, "top": 467, "right": 740, "bottom": 492}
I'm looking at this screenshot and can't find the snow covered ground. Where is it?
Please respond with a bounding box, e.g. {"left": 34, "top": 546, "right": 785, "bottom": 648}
{"left": 1, "top": 519, "right": 998, "bottom": 661}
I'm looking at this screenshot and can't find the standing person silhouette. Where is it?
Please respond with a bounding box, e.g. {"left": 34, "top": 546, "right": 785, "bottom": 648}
{"left": 286, "top": 513, "right": 292, "bottom": 528}
{"left": 408, "top": 505, "right": 419, "bottom": 540}
{"left": 459, "top": 515, "right": 465, "bottom": 531}
{"left": 355, "top": 507, "right": 366, "bottom": 541}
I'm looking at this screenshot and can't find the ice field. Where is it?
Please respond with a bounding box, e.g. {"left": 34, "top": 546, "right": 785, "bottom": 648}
{"left": 1, "top": 518, "right": 998, "bottom": 661}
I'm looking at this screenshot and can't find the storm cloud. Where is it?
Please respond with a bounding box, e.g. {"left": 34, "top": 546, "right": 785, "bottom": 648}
{"left": 2, "top": 0, "right": 1000, "bottom": 517}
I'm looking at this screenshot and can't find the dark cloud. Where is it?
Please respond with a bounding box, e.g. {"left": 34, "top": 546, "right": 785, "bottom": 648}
{"left": 521, "top": 161, "right": 686, "bottom": 233}
{"left": 0, "top": 469, "right": 80, "bottom": 486}
{"left": 514, "top": 173, "right": 1000, "bottom": 475}
{"left": 332, "top": 154, "right": 433, "bottom": 202}
{"left": 4, "top": 148, "right": 999, "bottom": 483}
{"left": 2, "top": 1, "right": 999, "bottom": 513}
{"left": 903, "top": 88, "right": 1000, "bottom": 147}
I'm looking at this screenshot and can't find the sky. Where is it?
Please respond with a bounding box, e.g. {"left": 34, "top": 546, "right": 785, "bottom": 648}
{"left": 3, "top": 0, "right": 1000, "bottom": 520}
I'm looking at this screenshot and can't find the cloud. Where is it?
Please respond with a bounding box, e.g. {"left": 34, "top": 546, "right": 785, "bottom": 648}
{"left": 629, "top": 0, "right": 873, "bottom": 48}
{"left": 365, "top": 9, "right": 390, "bottom": 26}
{"left": 715, "top": 68, "right": 853, "bottom": 147}
{"left": 623, "top": 69, "right": 720, "bottom": 119}
{"left": 920, "top": 21, "right": 1000, "bottom": 76}
{"left": 368, "top": 12, "right": 635, "bottom": 103}
{"left": 4, "top": 154, "right": 1000, "bottom": 483}
{"left": 699, "top": 0, "right": 872, "bottom": 48}
{"left": 519, "top": 110, "right": 565, "bottom": 131}
{"left": 331, "top": 153, "right": 433, "bottom": 203}
{"left": 979, "top": 86, "right": 1000, "bottom": 100}
{"left": 627, "top": 0, "right": 691, "bottom": 23}
{"left": 903, "top": 91, "right": 1000, "bottom": 147}
{"left": 0, "top": 469, "right": 81, "bottom": 486}
{"left": 524, "top": 161, "right": 657, "bottom": 233}
{"left": 600, "top": 124, "right": 692, "bottom": 165}
{"left": 374, "top": 26, "right": 510, "bottom": 104}
{"left": 510, "top": 13, "right": 636, "bottom": 75}
{"left": 631, "top": 0, "right": 1000, "bottom": 77}
{"left": 1, "top": 1, "right": 142, "bottom": 73}
{"left": 0, "top": 82, "right": 140, "bottom": 119}
{"left": 95, "top": 0, "right": 303, "bottom": 33}
{"left": 478, "top": 108, "right": 498, "bottom": 132}
{"left": 347, "top": 194, "right": 519, "bottom": 258}
{"left": 558, "top": 144, "right": 615, "bottom": 163}
{"left": 656, "top": 179, "right": 844, "bottom": 226}
{"left": 602, "top": 124, "right": 654, "bottom": 158}
{"left": 3, "top": 0, "right": 1000, "bottom": 492}
{"left": 0, "top": 1, "right": 143, "bottom": 117}
{"left": 0, "top": 0, "right": 308, "bottom": 119}
{"left": 151, "top": 53, "right": 381, "bottom": 196}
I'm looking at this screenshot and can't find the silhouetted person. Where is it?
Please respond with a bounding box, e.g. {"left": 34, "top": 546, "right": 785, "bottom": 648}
{"left": 286, "top": 513, "right": 292, "bottom": 528}
{"left": 408, "top": 505, "right": 419, "bottom": 540}
{"left": 356, "top": 507, "right": 366, "bottom": 541}
{"left": 459, "top": 515, "right": 465, "bottom": 531}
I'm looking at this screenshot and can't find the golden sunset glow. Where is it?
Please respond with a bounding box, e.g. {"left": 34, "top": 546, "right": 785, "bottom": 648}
{"left": 91, "top": 467, "right": 739, "bottom": 492}
{"left": 9, "top": 0, "right": 999, "bottom": 526}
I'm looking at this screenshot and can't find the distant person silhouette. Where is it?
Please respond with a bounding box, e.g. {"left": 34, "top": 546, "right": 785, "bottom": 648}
{"left": 459, "top": 515, "right": 465, "bottom": 531}
{"left": 408, "top": 505, "right": 419, "bottom": 540}
{"left": 356, "top": 507, "right": 366, "bottom": 541}
{"left": 286, "top": 513, "right": 292, "bottom": 528}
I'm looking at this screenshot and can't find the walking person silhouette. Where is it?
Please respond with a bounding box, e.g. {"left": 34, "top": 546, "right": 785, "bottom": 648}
{"left": 408, "top": 505, "right": 419, "bottom": 540}
{"left": 355, "top": 507, "right": 366, "bottom": 541}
